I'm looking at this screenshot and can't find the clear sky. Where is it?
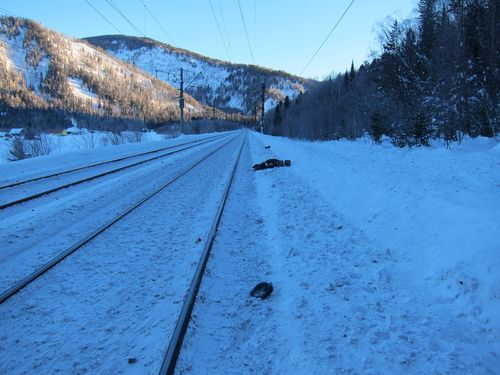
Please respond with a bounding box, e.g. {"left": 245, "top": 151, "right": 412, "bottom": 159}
{"left": 0, "top": 0, "right": 418, "bottom": 79}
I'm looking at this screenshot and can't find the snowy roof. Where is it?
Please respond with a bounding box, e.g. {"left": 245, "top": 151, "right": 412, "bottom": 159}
{"left": 9, "top": 128, "right": 24, "bottom": 134}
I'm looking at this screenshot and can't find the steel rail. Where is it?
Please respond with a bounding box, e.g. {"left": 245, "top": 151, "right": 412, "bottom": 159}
{"left": 0, "top": 133, "right": 241, "bottom": 304}
{"left": 158, "top": 131, "right": 247, "bottom": 375}
{"left": 0, "top": 133, "right": 231, "bottom": 210}
{"left": 0, "top": 133, "right": 228, "bottom": 190}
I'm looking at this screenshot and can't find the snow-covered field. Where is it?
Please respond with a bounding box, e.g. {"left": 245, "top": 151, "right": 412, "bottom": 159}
{"left": 179, "top": 133, "right": 500, "bottom": 373}
{"left": 0, "top": 131, "right": 200, "bottom": 165}
{"left": 0, "top": 130, "right": 498, "bottom": 374}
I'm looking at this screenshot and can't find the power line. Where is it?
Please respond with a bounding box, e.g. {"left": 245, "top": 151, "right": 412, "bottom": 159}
{"left": 237, "top": 0, "right": 255, "bottom": 64}
{"left": 208, "top": 0, "right": 231, "bottom": 61}
{"left": 105, "top": 0, "right": 145, "bottom": 37}
{"left": 83, "top": 0, "right": 123, "bottom": 34}
{"left": 217, "top": 0, "right": 234, "bottom": 59}
{"left": 253, "top": 0, "right": 257, "bottom": 47}
{"left": 0, "top": 6, "right": 16, "bottom": 17}
{"left": 139, "top": 0, "right": 176, "bottom": 45}
{"left": 300, "top": 0, "right": 355, "bottom": 76}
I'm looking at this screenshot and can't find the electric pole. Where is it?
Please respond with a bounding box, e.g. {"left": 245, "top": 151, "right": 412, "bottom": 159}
{"left": 260, "top": 82, "right": 265, "bottom": 134}
{"left": 179, "top": 67, "right": 184, "bottom": 134}
{"left": 212, "top": 104, "right": 216, "bottom": 130}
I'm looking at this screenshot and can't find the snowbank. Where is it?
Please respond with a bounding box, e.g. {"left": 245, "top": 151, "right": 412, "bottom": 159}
{"left": 254, "top": 132, "right": 500, "bottom": 348}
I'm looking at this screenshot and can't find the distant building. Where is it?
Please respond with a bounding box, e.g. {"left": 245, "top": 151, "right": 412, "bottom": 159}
{"left": 65, "top": 126, "right": 82, "bottom": 135}
{"left": 9, "top": 128, "right": 25, "bottom": 137}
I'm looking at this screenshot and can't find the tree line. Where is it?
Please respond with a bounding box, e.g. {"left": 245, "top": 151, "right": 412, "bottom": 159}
{"left": 265, "top": 0, "right": 499, "bottom": 146}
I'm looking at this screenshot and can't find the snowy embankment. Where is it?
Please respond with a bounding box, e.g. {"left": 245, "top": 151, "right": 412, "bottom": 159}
{"left": 251, "top": 135, "right": 499, "bottom": 308}
{"left": 0, "top": 131, "right": 175, "bottom": 165}
{"left": 179, "top": 132, "right": 499, "bottom": 373}
{"left": 0, "top": 132, "right": 213, "bottom": 182}
{"left": 254, "top": 133, "right": 500, "bottom": 369}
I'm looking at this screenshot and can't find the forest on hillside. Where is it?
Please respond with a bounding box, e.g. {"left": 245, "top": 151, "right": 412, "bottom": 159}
{"left": 0, "top": 17, "right": 241, "bottom": 133}
{"left": 265, "top": 0, "right": 499, "bottom": 146}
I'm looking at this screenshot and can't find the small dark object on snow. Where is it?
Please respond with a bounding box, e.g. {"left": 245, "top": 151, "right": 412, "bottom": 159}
{"left": 252, "top": 158, "right": 291, "bottom": 171}
{"left": 195, "top": 237, "right": 202, "bottom": 244}
{"left": 128, "top": 358, "right": 137, "bottom": 364}
{"left": 265, "top": 145, "right": 271, "bottom": 149}
{"left": 250, "top": 282, "right": 273, "bottom": 299}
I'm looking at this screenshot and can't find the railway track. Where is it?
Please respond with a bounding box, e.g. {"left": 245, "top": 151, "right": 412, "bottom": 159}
{"left": 0, "top": 132, "right": 242, "bottom": 304}
{"left": 158, "top": 131, "right": 247, "bottom": 375}
{"left": 0, "top": 132, "right": 230, "bottom": 210}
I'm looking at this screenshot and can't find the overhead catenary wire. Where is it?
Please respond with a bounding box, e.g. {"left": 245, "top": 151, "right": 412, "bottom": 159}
{"left": 208, "top": 0, "right": 231, "bottom": 61}
{"left": 0, "top": 6, "right": 16, "bottom": 17}
{"left": 83, "top": 0, "right": 123, "bottom": 35}
{"left": 217, "top": 0, "right": 234, "bottom": 59}
{"left": 300, "top": 0, "right": 355, "bottom": 76}
{"left": 253, "top": 0, "right": 257, "bottom": 47}
{"left": 105, "top": 0, "right": 146, "bottom": 37}
{"left": 236, "top": 0, "right": 255, "bottom": 64}
{"left": 139, "top": 0, "right": 176, "bottom": 45}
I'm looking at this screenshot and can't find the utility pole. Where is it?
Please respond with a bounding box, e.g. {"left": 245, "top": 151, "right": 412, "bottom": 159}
{"left": 212, "top": 104, "right": 216, "bottom": 130}
{"left": 260, "top": 82, "right": 265, "bottom": 134}
{"left": 179, "top": 67, "right": 184, "bottom": 134}
{"left": 254, "top": 104, "right": 258, "bottom": 130}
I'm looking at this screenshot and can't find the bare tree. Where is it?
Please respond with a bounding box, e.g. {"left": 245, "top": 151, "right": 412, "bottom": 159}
{"left": 102, "top": 131, "right": 124, "bottom": 146}
{"left": 8, "top": 137, "right": 28, "bottom": 161}
{"left": 26, "top": 134, "right": 54, "bottom": 156}
{"left": 79, "top": 131, "right": 98, "bottom": 149}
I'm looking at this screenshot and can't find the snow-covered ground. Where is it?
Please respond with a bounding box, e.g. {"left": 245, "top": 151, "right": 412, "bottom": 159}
{"left": 0, "top": 132, "right": 242, "bottom": 374}
{"left": 0, "top": 130, "right": 205, "bottom": 166}
{"left": 0, "top": 130, "right": 498, "bottom": 374}
{"left": 179, "top": 133, "right": 500, "bottom": 373}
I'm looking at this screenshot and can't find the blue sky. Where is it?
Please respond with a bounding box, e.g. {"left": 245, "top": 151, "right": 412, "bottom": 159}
{"left": 0, "top": 0, "right": 417, "bottom": 79}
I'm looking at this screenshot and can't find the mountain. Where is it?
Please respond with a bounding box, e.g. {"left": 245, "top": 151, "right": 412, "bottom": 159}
{"left": 84, "top": 35, "right": 312, "bottom": 114}
{"left": 0, "top": 17, "right": 211, "bottom": 127}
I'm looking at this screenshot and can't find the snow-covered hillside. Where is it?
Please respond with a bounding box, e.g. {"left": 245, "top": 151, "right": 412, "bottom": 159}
{"left": 0, "top": 17, "right": 208, "bottom": 123}
{"left": 84, "top": 35, "right": 311, "bottom": 114}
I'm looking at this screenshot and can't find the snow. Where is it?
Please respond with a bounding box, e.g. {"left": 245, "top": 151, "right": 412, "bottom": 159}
{"left": 179, "top": 133, "right": 500, "bottom": 373}
{"left": 0, "top": 134, "right": 242, "bottom": 374}
{"left": 0, "top": 30, "right": 50, "bottom": 96}
{"left": 0, "top": 130, "right": 498, "bottom": 373}
{"left": 65, "top": 126, "right": 82, "bottom": 134}
{"left": 106, "top": 42, "right": 305, "bottom": 113}
{"left": 9, "top": 128, "right": 24, "bottom": 134}
{"left": 0, "top": 130, "right": 184, "bottom": 165}
{"left": 67, "top": 77, "right": 99, "bottom": 106}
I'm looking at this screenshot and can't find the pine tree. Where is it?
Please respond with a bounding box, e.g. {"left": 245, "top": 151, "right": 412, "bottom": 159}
{"left": 369, "top": 111, "right": 385, "bottom": 143}
{"left": 418, "top": 0, "right": 437, "bottom": 58}
{"left": 273, "top": 101, "right": 282, "bottom": 135}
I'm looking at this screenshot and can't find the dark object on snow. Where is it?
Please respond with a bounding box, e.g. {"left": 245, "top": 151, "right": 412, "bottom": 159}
{"left": 128, "top": 358, "right": 137, "bottom": 364}
{"left": 250, "top": 282, "right": 273, "bottom": 299}
{"left": 252, "top": 158, "right": 291, "bottom": 171}
{"left": 265, "top": 145, "right": 271, "bottom": 149}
